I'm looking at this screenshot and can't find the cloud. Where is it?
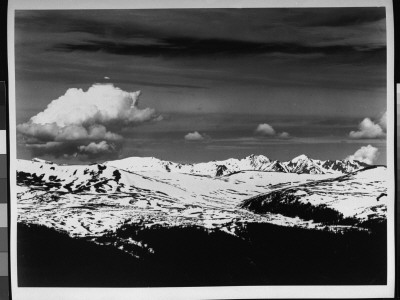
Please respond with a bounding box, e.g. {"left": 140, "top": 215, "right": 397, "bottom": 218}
{"left": 346, "top": 144, "right": 379, "bottom": 164}
{"left": 297, "top": 8, "right": 385, "bottom": 27}
{"left": 255, "top": 123, "right": 290, "bottom": 139}
{"left": 184, "top": 131, "right": 205, "bottom": 141}
{"left": 29, "top": 83, "right": 156, "bottom": 126}
{"left": 25, "top": 140, "right": 120, "bottom": 160}
{"left": 20, "top": 9, "right": 386, "bottom": 60}
{"left": 279, "top": 132, "right": 290, "bottom": 139}
{"left": 255, "top": 123, "right": 276, "bottom": 136}
{"left": 78, "top": 141, "right": 115, "bottom": 154}
{"left": 52, "top": 38, "right": 385, "bottom": 58}
{"left": 17, "top": 84, "right": 160, "bottom": 159}
{"left": 379, "top": 111, "right": 387, "bottom": 130}
{"left": 349, "top": 112, "right": 386, "bottom": 139}
{"left": 17, "top": 123, "right": 122, "bottom": 142}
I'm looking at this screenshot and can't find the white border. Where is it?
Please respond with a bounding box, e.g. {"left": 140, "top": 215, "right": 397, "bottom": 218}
{"left": 7, "top": 0, "right": 395, "bottom": 299}
{"left": 0, "top": 131, "right": 6, "bottom": 154}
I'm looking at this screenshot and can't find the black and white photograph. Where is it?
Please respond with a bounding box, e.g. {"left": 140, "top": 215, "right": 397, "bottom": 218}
{"left": 7, "top": 0, "right": 395, "bottom": 299}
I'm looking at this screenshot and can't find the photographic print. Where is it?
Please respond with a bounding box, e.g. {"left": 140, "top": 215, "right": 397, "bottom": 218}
{"left": 8, "top": 0, "right": 395, "bottom": 299}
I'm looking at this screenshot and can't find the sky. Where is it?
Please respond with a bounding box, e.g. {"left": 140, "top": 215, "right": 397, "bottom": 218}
{"left": 14, "top": 8, "right": 388, "bottom": 164}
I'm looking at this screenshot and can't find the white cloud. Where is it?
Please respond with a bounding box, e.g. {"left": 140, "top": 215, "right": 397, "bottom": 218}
{"left": 30, "top": 84, "right": 156, "bottom": 126}
{"left": 17, "top": 84, "right": 160, "bottom": 158}
{"left": 379, "top": 111, "right": 387, "bottom": 130}
{"left": 349, "top": 113, "right": 386, "bottom": 139}
{"left": 78, "top": 141, "right": 115, "bottom": 154}
{"left": 279, "top": 132, "right": 290, "bottom": 139}
{"left": 255, "top": 123, "right": 290, "bottom": 139}
{"left": 17, "top": 123, "right": 59, "bottom": 142}
{"left": 184, "top": 131, "right": 205, "bottom": 141}
{"left": 255, "top": 123, "right": 275, "bottom": 136}
{"left": 17, "top": 123, "right": 122, "bottom": 142}
{"left": 346, "top": 145, "right": 379, "bottom": 164}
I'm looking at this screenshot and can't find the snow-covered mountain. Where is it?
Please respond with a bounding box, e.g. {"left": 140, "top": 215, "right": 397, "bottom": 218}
{"left": 16, "top": 155, "right": 387, "bottom": 257}
{"left": 103, "top": 154, "right": 272, "bottom": 177}
{"left": 240, "top": 166, "right": 387, "bottom": 224}
{"left": 104, "top": 154, "right": 369, "bottom": 176}
{"left": 282, "top": 154, "right": 370, "bottom": 175}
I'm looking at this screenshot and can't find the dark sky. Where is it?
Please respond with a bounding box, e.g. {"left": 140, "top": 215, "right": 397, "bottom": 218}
{"left": 14, "top": 8, "right": 388, "bottom": 164}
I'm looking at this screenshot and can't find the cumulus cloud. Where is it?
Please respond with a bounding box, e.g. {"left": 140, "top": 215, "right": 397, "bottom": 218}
{"left": 17, "top": 84, "right": 160, "bottom": 159}
{"left": 184, "top": 131, "right": 205, "bottom": 141}
{"left": 17, "top": 123, "right": 122, "bottom": 143}
{"left": 279, "top": 132, "right": 290, "bottom": 139}
{"left": 255, "top": 123, "right": 290, "bottom": 139}
{"left": 346, "top": 144, "right": 379, "bottom": 164}
{"left": 78, "top": 141, "right": 115, "bottom": 154}
{"left": 349, "top": 112, "right": 386, "bottom": 139}
{"left": 255, "top": 123, "right": 275, "bottom": 136}
{"left": 29, "top": 84, "right": 156, "bottom": 126}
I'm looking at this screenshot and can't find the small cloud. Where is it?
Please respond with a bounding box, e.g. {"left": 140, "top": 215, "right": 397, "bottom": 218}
{"left": 78, "top": 141, "right": 115, "bottom": 154}
{"left": 153, "top": 115, "right": 164, "bottom": 122}
{"left": 349, "top": 113, "right": 386, "bottom": 139}
{"left": 184, "top": 131, "right": 205, "bottom": 141}
{"left": 104, "top": 76, "right": 110, "bottom": 80}
{"left": 279, "top": 132, "right": 290, "bottom": 139}
{"left": 346, "top": 144, "right": 379, "bottom": 164}
{"left": 255, "top": 123, "right": 276, "bottom": 136}
{"left": 379, "top": 111, "right": 387, "bottom": 130}
{"left": 255, "top": 123, "right": 290, "bottom": 139}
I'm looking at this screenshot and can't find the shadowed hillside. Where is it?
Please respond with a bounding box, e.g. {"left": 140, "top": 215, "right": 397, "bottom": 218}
{"left": 18, "top": 222, "right": 386, "bottom": 287}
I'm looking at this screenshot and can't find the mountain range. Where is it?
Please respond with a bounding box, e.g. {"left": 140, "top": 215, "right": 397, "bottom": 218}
{"left": 16, "top": 154, "right": 387, "bottom": 257}
{"left": 103, "top": 154, "right": 369, "bottom": 176}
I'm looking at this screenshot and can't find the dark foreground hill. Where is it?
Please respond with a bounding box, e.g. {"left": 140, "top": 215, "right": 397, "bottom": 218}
{"left": 18, "top": 221, "right": 386, "bottom": 287}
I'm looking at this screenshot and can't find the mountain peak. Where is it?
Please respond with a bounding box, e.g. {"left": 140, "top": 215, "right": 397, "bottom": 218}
{"left": 291, "top": 154, "right": 310, "bottom": 162}
{"left": 244, "top": 154, "right": 271, "bottom": 169}
{"left": 245, "top": 154, "right": 270, "bottom": 161}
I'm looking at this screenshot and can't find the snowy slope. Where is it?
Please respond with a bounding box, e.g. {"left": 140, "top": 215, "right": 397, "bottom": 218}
{"left": 240, "top": 166, "right": 387, "bottom": 224}
{"left": 18, "top": 158, "right": 340, "bottom": 236}
{"left": 16, "top": 155, "right": 388, "bottom": 257}
{"left": 282, "top": 154, "right": 369, "bottom": 175}
{"left": 104, "top": 154, "right": 273, "bottom": 176}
